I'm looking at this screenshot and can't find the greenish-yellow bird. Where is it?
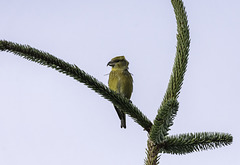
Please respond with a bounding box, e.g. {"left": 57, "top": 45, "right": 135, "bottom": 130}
{"left": 107, "top": 56, "right": 133, "bottom": 128}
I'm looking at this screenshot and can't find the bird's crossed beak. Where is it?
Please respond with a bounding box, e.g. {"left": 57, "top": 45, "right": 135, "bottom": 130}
{"left": 107, "top": 61, "right": 115, "bottom": 67}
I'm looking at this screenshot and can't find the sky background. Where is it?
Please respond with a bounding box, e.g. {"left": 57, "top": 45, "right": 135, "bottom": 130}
{"left": 0, "top": 0, "right": 239, "bottom": 164}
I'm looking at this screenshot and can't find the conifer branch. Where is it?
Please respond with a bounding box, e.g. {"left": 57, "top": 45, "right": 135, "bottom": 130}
{"left": 158, "top": 132, "right": 233, "bottom": 155}
{"left": 150, "top": 99, "right": 179, "bottom": 144}
{"left": 0, "top": 40, "right": 152, "bottom": 131}
{"left": 145, "top": 0, "right": 190, "bottom": 163}
{"left": 161, "top": 0, "right": 190, "bottom": 104}
{"left": 145, "top": 139, "right": 161, "bottom": 165}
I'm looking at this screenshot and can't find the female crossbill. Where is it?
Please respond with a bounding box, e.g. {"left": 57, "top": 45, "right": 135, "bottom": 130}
{"left": 107, "top": 56, "right": 133, "bottom": 128}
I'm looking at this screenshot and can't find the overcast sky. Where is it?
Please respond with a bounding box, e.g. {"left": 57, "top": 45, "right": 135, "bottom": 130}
{"left": 0, "top": 0, "right": 239, "bottom": 164}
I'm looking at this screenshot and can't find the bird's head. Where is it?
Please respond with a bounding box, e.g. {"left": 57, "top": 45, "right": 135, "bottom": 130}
{"left": 107, "top": 56, "right": 129, "bottom": 70}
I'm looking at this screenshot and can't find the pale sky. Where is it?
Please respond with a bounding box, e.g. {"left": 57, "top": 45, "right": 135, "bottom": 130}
{"left": 0, "top": 0, "right": 239, "bottom": 165}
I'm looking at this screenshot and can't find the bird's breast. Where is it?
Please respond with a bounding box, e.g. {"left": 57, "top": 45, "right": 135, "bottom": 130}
{"left": 108, "top": 70, "right": 133, "bottom": 99}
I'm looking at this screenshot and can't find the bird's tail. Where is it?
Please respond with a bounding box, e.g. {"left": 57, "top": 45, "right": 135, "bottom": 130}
{"left": 120, "top": 113, "right": 126, "bottom": 128}
{"left": 114, "top": 105, "right": 126, "bottom": 129}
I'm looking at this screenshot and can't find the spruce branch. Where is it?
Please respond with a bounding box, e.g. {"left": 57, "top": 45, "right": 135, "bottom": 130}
{"left": 150, "top": 99, "right": 179, "bottom": 144}
{"left": 161, "top": 0, "right": 190, "bottom": 104}
{"left": 159, "top": 132, "right": 233, "bottom": 155}
{"left": 145, "top": 139, "right": 161, "bottom": 165}
{"left": 145, "top": 0, "right": 190, "bottom": 164}
{"left": 0, "top": 40, "right": 152, "bottom": 131}
{"left": 146, "top": 1, "right": 190, "bottom": 163}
